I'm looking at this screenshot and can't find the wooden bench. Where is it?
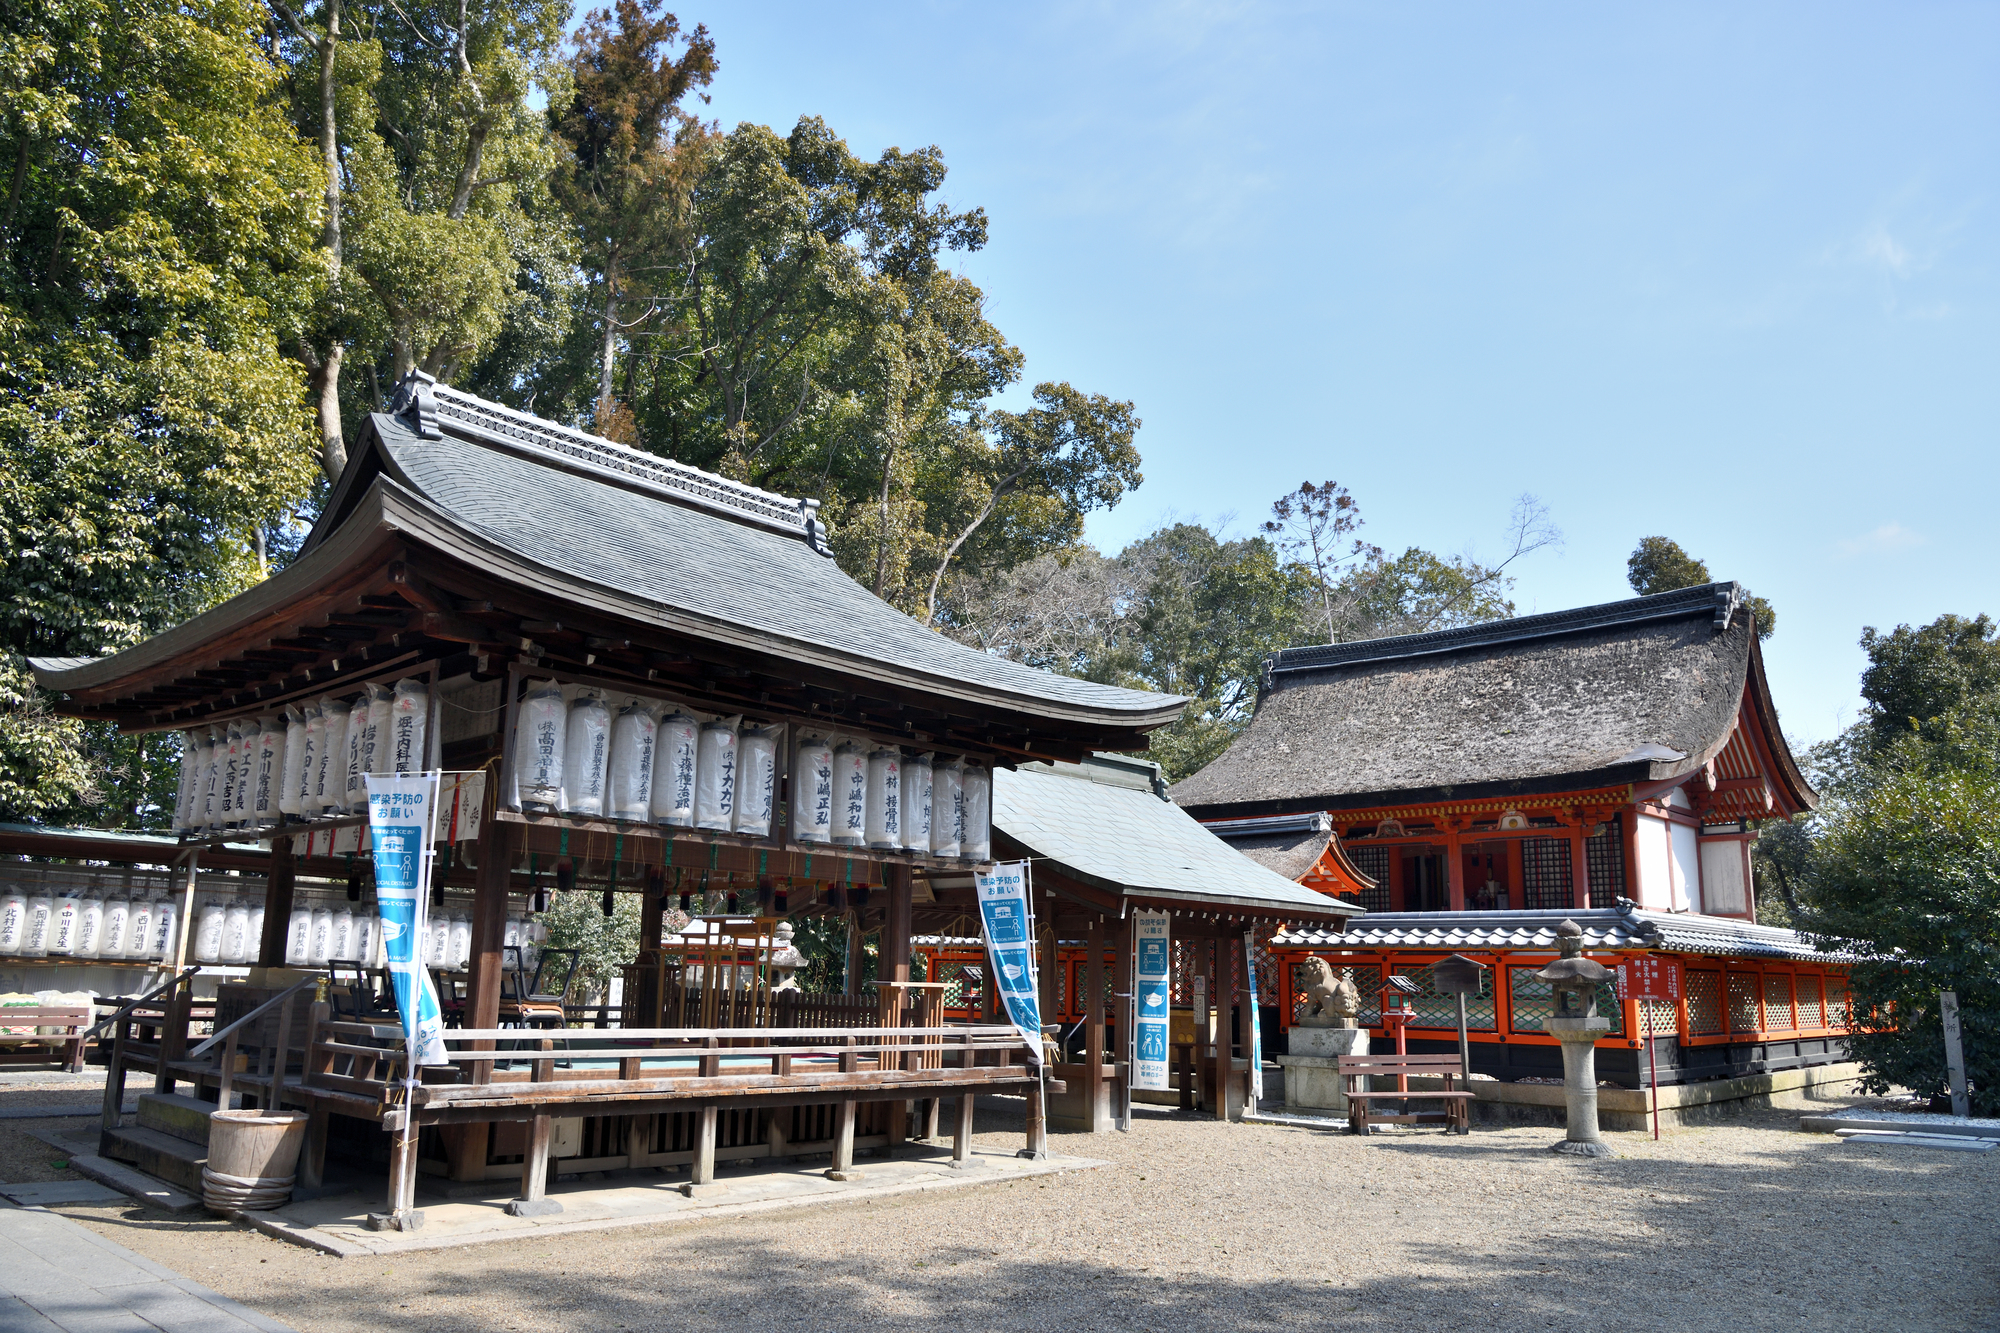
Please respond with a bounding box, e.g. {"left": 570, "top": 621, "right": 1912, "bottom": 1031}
{"left": 0, "top": 1006, "right": 91, "bottom": 1073}
{"left": 1339, "top": 1053, "right": 1474, "bottom": 1135}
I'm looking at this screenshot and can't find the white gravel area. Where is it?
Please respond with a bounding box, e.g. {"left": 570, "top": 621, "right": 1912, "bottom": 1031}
{"left": 8, "top": 1090, "right": 1989, "bottom": 1332}
{"left": 1830, "top": 1104, "right": 2000, "bottom": 1128}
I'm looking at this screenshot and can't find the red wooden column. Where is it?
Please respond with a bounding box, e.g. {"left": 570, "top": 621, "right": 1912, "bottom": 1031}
{"left": 1571, "top": 824, "right": 1593, "bottom": 912}
{"left": 1445, "top": 821, "right": 1467, "bottom": 911}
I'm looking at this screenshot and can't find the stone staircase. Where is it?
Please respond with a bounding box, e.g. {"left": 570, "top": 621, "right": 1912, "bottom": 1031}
{"left": 100, "top": 1092, "right": 215, "bottom": 1192}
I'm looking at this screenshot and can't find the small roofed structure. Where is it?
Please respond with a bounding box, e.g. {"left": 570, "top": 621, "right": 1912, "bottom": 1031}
{"left": 960, "top": 754, "right": 1360, "bottom": 1129}
{"left": 1174, "top": 586, "right": 1857, "bottom": 1106}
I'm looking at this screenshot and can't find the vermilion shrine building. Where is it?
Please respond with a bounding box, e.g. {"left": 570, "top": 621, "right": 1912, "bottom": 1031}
{"left": 1175, "top": 585, "right": 1859, "bottom": 1098}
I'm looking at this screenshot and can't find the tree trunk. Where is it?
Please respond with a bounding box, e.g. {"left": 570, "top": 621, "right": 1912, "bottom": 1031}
{"left": 312, "top": 0, "right": 346, "bottom": 482}
{"left": 871, "top": 443, "right": 895, "bottom": 599}
{"left": 596, "top": 253, "right": 620, "bottom": 421}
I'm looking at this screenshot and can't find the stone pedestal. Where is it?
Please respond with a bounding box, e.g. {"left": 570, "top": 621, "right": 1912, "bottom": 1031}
{"left": 1545, "top": 1016, "right": 1613, "bottom": 1158}
{"left": 1274, "top": 1027, "right": 1368, "bottom": 1114}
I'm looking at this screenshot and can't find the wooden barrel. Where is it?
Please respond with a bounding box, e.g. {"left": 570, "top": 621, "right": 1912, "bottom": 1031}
{"left": 202, "top": 1110, "right": 307, "bottom": 1213}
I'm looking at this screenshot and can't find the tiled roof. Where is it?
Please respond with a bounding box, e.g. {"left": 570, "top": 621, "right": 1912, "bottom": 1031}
{"left": 996, "top": 756, "right": 1359, "bottom": 919}
{"left": 1272, "top": 907, "right": 1850, "bottom": 962}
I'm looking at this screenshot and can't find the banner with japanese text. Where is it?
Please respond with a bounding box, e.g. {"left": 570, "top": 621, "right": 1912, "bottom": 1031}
{"left": 364, "top": 772, "right": 449, "bottom": 1068}
{"left": 974, "top": 861, "right": 1043, "bottom": 1064}
{"left": 1132, "top": 911, "right": 1171, "bottom": 1090}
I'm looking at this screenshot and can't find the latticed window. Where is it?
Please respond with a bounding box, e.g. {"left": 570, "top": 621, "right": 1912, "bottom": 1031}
{"left": 1394, "top": 963, "right": 1496, "bottom": 1030}
{"left": 934, "top": 960, "right": 983, "bottom": 1012}
{"left": 1509, "top": 965, "right": 1622, "bottom": 1033}
{"left": 1686, "top": 970, "right": 1724, "bottom": 1034}
{"left": 1794, "top": 975, "right": 1824, "bottom": 1029}
{"left": 1763, "top": 974, "right": 1795, "bottom": 1031}
{"left": 1586, "top": 817, "right": 1627, "bottom": 908}
{"left": 1295, "top": 961, "right": 1381, "bottom": 1026}
{"left": 1520, "top": 837, "right": 1573, "bottom": 910}
{"left": 1727, "top": 972, "right": 1761, "bottom": 1032}
{"left": 1825, "top": 978, "right": 1850, "bottom": 1030}
{"left": 1637, "top": 997, "right": 1679, "bottom": 1038}
{"left": 1347, "top": 844, "right": 1392, "bottom": 912}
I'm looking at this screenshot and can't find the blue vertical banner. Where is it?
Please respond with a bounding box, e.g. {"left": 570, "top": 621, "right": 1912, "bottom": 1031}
{"left": 974, "top": 860, "right": 1043, "bottom": 1064}
{"left": 1132, "top": 911, "right": 1171, "bottom": 1090}
{"left": 1242, "top": 929, "right": 1264, "bottom": 1104}
{"left": 364, "top": 772, "right": 448, "bottom": 1068}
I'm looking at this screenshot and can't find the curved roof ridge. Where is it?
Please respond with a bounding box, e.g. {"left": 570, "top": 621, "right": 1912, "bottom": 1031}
{"left": 1268, "top": 582, "right": 1745, "bottom": 679}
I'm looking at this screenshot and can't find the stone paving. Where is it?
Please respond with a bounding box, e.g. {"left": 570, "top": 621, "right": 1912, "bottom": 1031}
{"left": 0, "top": 1197, "right": 294, "bottom": 1333}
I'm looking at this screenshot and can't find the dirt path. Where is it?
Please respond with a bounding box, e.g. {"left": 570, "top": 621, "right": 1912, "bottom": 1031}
{"left": 9, "top": 1092, "right": 1994, "bottom": 1332}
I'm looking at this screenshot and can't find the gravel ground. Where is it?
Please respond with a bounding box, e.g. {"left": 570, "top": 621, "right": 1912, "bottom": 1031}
{"left": 5, "top": 1083, "right": 1993, "bottom": 1333}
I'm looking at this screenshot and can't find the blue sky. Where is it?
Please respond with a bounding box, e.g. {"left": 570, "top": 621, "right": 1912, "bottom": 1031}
{"left": 691, "top": 2, "right": 1997, "bottom": 747}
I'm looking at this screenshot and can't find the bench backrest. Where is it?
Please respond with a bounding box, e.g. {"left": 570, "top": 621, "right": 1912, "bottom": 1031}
{"left": 0, "top": 1007, "right": 92, "bottom": 1036}
{"left": 1337, "top": 1053, "right": 1464, "bottom": 1069}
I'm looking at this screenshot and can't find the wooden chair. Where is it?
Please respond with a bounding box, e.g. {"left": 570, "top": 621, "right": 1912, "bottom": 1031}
{"left": 499, "top": 945, "right": 579, "bottom": 1030}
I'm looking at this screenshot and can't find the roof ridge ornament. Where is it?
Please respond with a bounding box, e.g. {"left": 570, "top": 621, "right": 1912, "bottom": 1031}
{"left": 798, "top": 497, "right": 833, "bottom": 558}
{"left": 389, "top": 370, "right": 443, "bottom": 441}
{"left": 1714, "top": 581, "right": 1746, "bottom": 632}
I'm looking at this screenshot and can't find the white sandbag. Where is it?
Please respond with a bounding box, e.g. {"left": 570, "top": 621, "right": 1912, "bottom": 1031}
{"left": 792, "top": 734, "right": 834, "bottom": 844}
{"left": 389, "top": 677, "right": 429, "bottom": 774}
{"left": 652, "top": 712, "right": 700, "bottom": 826}
{"left": 606, "top": 698, "right": 659, "bottom": 822}
{"left": 736, "top": 724, "right": 780, "bottom": 836}
{"left": 904, "top": 751, "right": 934, "bottom": 852}
{"left": 511, "top": 679, "right": 567, "bottom": 812}
{"left": 315, "top": 697, "right": 349, "bottom": 815}
{"left": 961, "top": 764, "right": 993, "bottom": 861}
{"left": 695, "top": 720, "right": 739, "bottom": 831}
{"left": 279, "top": 707, "right": 308, "bottom": 816}
{"left": 864, "top": 748, "right": 903, "bottom": 850}
{"left": 931, "top": 758, "right": 964, "bottom": 858}
{"left": 832, "top": 741, "right": 867, "bottom": 846}
{"left": 563, "top": 690, "right": 613, "bottom": 817}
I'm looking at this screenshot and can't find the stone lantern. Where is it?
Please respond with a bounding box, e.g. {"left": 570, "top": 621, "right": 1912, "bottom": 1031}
{"left": 1535, "top": 920, "right": 1616, "bottom": 1158}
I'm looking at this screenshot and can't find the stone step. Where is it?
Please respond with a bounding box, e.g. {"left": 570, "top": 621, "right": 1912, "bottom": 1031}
{"left": 135, "top": 1091, "right": 219, "bottom": 1146}
{"left": 101, "top": 1123, "right": 208, "bottom": 1192}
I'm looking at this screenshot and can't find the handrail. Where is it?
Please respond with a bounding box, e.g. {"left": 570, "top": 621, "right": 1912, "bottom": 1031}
{"left": 82, "top": 966, "right": 201, "bottom": 1041}
{"left": 187, "top": 973, "right": 325, "bottom": 1060}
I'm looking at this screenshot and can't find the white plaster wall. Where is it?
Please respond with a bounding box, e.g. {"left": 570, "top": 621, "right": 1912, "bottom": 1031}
{"left": 1634, "top": 814, "right": 1674, "bottom": 910}
{"left": 1700, "top": 840, "right": 1749, "bottom": 916}
{"left": 1670, "top": 821, "right": 1700, "bottom": 912}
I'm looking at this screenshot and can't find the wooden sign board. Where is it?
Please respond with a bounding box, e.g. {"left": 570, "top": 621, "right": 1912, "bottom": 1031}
{"left": 1621, "top": 955, "right": 1680, "bottom": 1002}
{"left": 1431, "top": 953, "right": 1488, "bottom": 995}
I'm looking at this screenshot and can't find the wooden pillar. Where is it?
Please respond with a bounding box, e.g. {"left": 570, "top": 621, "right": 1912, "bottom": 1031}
{"left": 1114, "top": 913, "right": 1135, "bottom": 1132}
{"left": 1085, "top": 914, "right": 1106, "bottom": 1130}
{"left": 884, "top": 864, "right": 913, "bottom": 985}
{"left": 1213, "top": 934, "right": 1232, "bottom": 1121}
{"left": 952, "top": 1092, "right": 976, "bottom": 1166}
{"left": 1234, "top": 931, "right": 1255, "bottom": 1117}
{"left": 258, "top": 836, "right": 296, "bottom": 967}
{"left": 1024, "top": 1077, "right": 1048, "bottom": 1159}
{"left": 1571, "top": 825, "right": 1593, "bottom": 912}
{"left": 844, "top": 909, "right": 864, "bottom": 995}
{"left": 691, "top": 1106, "right": 718, "bottom": 1184}
{"left": 451, "top": 818, "right": 513, "bottom": 1182}
{"left": 829, "top": 1100, "right": 857, "bottom": 1175}
{"left": 1445, "top": 830, "right": 1466, "bottom": 912}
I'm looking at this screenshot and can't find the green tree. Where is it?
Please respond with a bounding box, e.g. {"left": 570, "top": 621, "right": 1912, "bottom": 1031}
{"left": 1626, "top": 535, "right": 1777, "bottom": 640}
{"left": 1856, "top": 614, "right": 2000, "bottom": 750}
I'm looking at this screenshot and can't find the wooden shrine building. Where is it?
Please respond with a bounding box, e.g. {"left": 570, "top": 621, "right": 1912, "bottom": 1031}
{"left": 27, "top": 373, "right": 1195, "bottom": 1216}
{"left": 1174, "top": 584, "right": 1856, "bottom": 1092}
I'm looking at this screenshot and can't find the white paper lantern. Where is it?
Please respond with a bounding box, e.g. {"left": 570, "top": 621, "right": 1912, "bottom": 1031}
{"left": 223, "top": 899, "right": 254, "bottom": 964}
{"left": 314, "top": 698, "right": 348, "bottom": 814}
{"left": 960, "top": 765, "right": 993, "bottom": 861}
{"left": 352, "top": 683, "right": 391, "bottom": 808}
{"left": 284, "top": 906, "right": 313, "bottom": 966}
{"left": 832, "top": 742, "right": 867, "bottom": 846}
{"left": 449, "top": 913, "right": 472, "bottom": 970}
{"left": 48, "top": 894, "right": 80, "bottom": 956}
{"left": 173, "top": 731, "right": 202, "bottom": 832}
{"left": 563, "top": 690, "right": 613, "bottom": 817}
{"left": 931, "top": 759, "right": 964, "bottom": 858}
{"left": 123, "top": 898, "right": 152, "bottom": 959}
{"left": 606, "top": 699, "right": 659, "bottom": 822}
{"left": 251, "top": 714, "right": 285, "bottom": 828}
{"left": 98, "top": 898, "right": 129, "bottom": 958}
{"left": 279, "top": 706, "right": 309, "bottom": 816}
{"left": 652, "top": 712, "right": 700, "bottom": 826}
{"left": 308, "top": 907, "right": 333, "bottom": 966}
{"left": 0, "top": 891, "right": 25, "bottom": 953}
{"left": 21, "top": 893, "right": 53, "bottom": 957}
{"left": 695, "top": 722, "right": 738, "bottom": 831}
{"left": 792, "top": 735, "right": 834, "bottom": 844}
{"left": 342, "top": 694, "right": 370, "bottom": 813}
{"left": 198, "top": 726, "right": 225, "bottom": 829}
{"left": 511, "top": 679, "right": 567, "bottom": 812}
{"left": 216, "top": 719, "right": 243, "bottom": 827}
{"left": 248, "top": 905, "right": 265, "bottom": 956}
{"left": 735, "top": 724, "right": 780, "bottom": 836}
{"left": 149, "top": 896, "right": 179, "bottom": 959}
{"left": 329, "top": 906, "right": 354, "bottom": 963}
{"left": 389, "top": 677, "right": 429, "bottom": 774}
{"left": 74, "top": 897, "right": 104, "bottom": 959}
{"left": 233, "top": 718, "right": 257, "bottom": 825}
{"left": 351, "top": 913, "right": 375, "bottom": 968}
{"left": 904, "top": 751, "right": 934, "bottom": 853}
{"left": 864, "top": 748, "right": 902, "bottom": 849}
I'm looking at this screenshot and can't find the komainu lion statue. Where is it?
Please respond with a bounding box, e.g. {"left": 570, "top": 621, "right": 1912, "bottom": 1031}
{"left": 1295, "top": 956, "right": 1360, "bottom": 1029}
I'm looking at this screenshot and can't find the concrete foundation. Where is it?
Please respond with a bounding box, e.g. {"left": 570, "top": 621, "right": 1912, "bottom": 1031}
{"left": 1274, "top": 1028, "right": 1369, "bottom": 1114}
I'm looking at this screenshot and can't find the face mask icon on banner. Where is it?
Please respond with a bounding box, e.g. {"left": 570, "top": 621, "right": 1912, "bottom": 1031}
{"left": 1145, "top": 993, "right": 1164, "bottom": 1009}
{"left": 1002, "top": 963, "right": 1023, "bottom": 981}
{"left": 381, "top": 920, "right": 406, "bottom": 941}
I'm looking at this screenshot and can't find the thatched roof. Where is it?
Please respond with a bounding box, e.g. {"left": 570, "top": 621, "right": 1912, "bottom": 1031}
{"left": 1172, "top": 583, "right": 1815, "bottom": 818}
